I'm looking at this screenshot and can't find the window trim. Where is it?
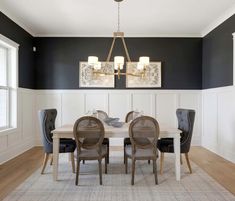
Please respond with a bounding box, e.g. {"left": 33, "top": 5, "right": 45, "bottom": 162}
{"left": 0, "top": 34, "right": 19, "bottom": 133}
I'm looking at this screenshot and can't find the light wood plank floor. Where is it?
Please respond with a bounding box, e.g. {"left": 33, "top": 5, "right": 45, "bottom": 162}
{"left": 0, "top": 147, "right": 44, "bottom": 200}
{"left": 0, "top": 146, "right": 235, "bottom": 200}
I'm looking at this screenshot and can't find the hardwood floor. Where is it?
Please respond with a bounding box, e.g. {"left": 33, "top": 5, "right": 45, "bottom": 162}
{"left": 0, "top": 146, "right": 235, "bottom": 200}
{"left": 190, "top": 146, "right": 235, "bottom": 196}
{"left": 0, "top": 147, "right": 44, "bottom": 200}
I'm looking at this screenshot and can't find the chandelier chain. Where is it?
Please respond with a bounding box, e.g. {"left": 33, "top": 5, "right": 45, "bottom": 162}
{"left": 117, "top": 2, "right": 120, "bottom": 32}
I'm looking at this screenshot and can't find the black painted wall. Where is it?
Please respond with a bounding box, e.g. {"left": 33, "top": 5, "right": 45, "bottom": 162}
{"left": 34, "top": 37, "right": 202, "bottom": 89}
{"left": 202, "top": 14, "right": 235, "bottom": 89}
{"left": 0, "top": 12, "right": 35, "bottom": 89}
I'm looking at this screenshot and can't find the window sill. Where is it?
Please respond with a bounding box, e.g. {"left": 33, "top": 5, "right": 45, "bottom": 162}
{"left": 0, "top": 127, "right": 18, "bottom": 136}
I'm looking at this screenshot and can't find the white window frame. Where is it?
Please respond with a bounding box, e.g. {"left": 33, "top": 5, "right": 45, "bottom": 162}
{"left": 233, "top": 33, "right": 235, "bottom": 86}
{"left": 0, "top": 34, "right": 19, "bottom": 133}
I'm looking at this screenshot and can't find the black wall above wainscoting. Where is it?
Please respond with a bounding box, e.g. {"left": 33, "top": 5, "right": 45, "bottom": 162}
{"left": 0, "top": 12, "right": 35, "bottom": 89}
{"left": 34, "top": 37, "right": 202, "bottom": 89}
{"left": 202, "top": 14, "right": 235, "bottom": 89}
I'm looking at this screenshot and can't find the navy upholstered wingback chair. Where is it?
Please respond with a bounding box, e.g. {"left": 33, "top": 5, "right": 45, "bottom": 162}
{"left": 38, "top": 109, "right": 76, "bottom": 174}
{"left": 157, "top": 108, "right": 195, "bottom": 174}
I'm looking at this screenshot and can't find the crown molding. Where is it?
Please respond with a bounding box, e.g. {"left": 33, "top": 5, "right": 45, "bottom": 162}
{"left": 201, "top": 4, "right": 235, "bottom": 37}
{"left": 34, "top": 33, "right": 202, "bottom": 38}
{"left": 1, "top": 9, "right": 35, "bottom": 36}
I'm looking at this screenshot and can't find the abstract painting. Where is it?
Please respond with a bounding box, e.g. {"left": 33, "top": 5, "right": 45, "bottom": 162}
{"left": 79, "top": 62, "right": 115, "bottom": 88}
{"left": 126, "top": 62, "right": 161, "bottom": 88}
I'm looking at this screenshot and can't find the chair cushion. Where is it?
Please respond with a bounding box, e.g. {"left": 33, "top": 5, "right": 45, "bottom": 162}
{"left": 125, "top": 145, "right": 157, "bottom": 159}
{"left": 102, "top": 138, "right": 109, "bottom": 145}
{"left": 60, "top": 139, "right": 76, "bottom": 153}
{"left": 157, "top": 138, "right": 174, "bottom": 153}
{"left": 78, "top": 145, "right": 107, "bottom": 158}
{"left": 124, "top": 137, "right": 131, "bottom": 146}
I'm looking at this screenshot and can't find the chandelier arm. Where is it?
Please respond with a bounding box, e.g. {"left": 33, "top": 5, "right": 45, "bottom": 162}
{"left": 106, "top": 36, "right": 116, "bottom": 63}
{"left": 121, "top": 36, "right": 131, "bottom": 62}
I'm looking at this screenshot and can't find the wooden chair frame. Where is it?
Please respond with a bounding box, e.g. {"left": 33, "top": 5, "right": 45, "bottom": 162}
{"left": 73, "top": 116, "right": 108, "bottom": 185}
{"left": 124, "top": 116, "right": 160, "bottom": 185}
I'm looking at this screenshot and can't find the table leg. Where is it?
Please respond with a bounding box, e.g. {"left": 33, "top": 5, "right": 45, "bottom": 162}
{"left": 53, "top": 137, "right": 60, "bottom": 181}
{"left": 174, "top": 136, "right": 181, "bottom": 181}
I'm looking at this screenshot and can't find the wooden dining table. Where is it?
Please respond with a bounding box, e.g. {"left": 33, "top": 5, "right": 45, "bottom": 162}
{"left": 52, "top": 123, "right": 182, "bottom": 181}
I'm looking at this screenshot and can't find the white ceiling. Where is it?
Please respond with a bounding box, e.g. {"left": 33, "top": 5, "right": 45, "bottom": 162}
{"left": 1, "top": 0, "right": 235, "bottom": 37}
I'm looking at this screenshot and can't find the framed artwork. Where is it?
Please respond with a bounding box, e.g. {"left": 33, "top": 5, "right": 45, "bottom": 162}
{"left": 126, "top": 62, "right": 161, "bottom": 88}
{"left": 79, "top": 62, "right": 115, "bottom": 88}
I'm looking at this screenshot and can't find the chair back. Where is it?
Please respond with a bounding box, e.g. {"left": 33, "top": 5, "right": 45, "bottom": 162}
{"left": 97, "top": 110, "right": 108, "bottom": 120}
{"left": 125, "top": 111, "right": 140, "bottom": 123}
{"left": 73, "top": 116, "right": 104, "bottom": 154}
{"left": 176, "top": 108, "right": 195, "bottom": 153}
{"left": 38, "top": 109, "right": 57, "bottom": 153}
{"left": 129, "top": 116, "right": 160, "bottom": 152}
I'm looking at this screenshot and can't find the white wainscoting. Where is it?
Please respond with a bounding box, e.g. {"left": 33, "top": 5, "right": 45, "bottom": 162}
{"left": 202, "top": 86, "right": 235, "bottom": 163}
{"left": 35, "top": 89, "right": 202, "bottom": 147}
{"left": 0, "top": 88, "right": 35, "bottom": 164}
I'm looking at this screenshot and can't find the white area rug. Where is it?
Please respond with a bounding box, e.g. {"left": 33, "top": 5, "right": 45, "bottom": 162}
{"left": 3, "top": 151, "right": 235, "bottom": 201}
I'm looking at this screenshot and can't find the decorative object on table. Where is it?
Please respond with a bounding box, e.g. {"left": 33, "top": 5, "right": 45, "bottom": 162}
{"left": 38, "top": 109, "right": 76, "bottom": 174}
{"left": 86, "top": 0, "right": 155, "bottom": 80}
{"left": 124, "top": 116, "right": 160, "bottom": 185}
{"left": 103, "top": 117, "right": 120, "bottom": 125}
{"left": 79, "top": 62, "right": 114, "bottom": 88}
{"left": 126, "top": 62, "right": 161, "bottom": 88}
{"left": 157, "top": 108, "right": 195, "bottom": 174}
{"left": 73, "top": 116, "right": 108, "bottom": 185}
{"left": 109, "top": 121, "right": 125, "bottom": 128}
{"left": 96, "top": 110, "right": 109, "bottom": 120}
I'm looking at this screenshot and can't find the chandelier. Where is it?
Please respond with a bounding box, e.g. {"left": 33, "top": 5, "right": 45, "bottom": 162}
{"left": 87, "top": 0, "right": 150, "bottom": 79}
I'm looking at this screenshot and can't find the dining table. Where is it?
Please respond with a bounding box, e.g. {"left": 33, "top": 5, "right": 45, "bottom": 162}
{"left": 52, "top": 122, "right": 182, "bottom": 181}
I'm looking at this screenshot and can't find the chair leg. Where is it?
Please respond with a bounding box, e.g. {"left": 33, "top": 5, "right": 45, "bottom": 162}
{"left": 71, "top": 152, "right": 75, "bottom": 173}
{"left": 153, "top": 159, "right": 158, "bottom": 185}
{"left": 82, "top": 160, "right": 85, "bottom": 164}
{"left": 180, "top": 154, "right": 183, "bottom": 165}
{"left": 98, "top": 159, "right": 102, "bottom": 185}
{"left": 105, "top": 155, "right": 108, "bottom": 174}
{"left": 75, "top": 159, "right": 81, "bottom": 185}
{"left": 131, "top": 159, "right": 136, "bottom": 185}
{"left": 124, "top": 144, "right": 126, "bottom": 164}
{"left": 125, "top": 155, "right": 128, "bottom": 174}
{"left": 41, "top": 153, "right": 49, "bottom": 174}
{"left": 148, "top": 160, "right": 150, "bottom": 164}
{"left": 185, "top": 153, "right": 192, "bottom": 174}
{"left": 160, "top": 152, "right": 164, "bottom": 175}
{"left": 50, "top": 154, "right": 53, "bottom": 166}
{"left": 107, "top": 144, "right": 109, "bottom": 164}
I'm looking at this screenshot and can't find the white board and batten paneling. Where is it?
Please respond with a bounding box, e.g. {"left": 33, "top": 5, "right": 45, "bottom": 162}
{"left": 34, "top": 90, "right": 202, "bottom": 147}
{"left": 202, "top": 86, "right": 235, "bottom": 163}
{"left": 0, "top": 88, "right": 202, "bottom": 164}
{"left": 0, "top": 88, "right": 35, "bottom": 164}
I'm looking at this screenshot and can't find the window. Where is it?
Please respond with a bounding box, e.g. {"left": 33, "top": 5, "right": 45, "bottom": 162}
{"left": 0, "top": 35, "right": 18, "bottom": 131}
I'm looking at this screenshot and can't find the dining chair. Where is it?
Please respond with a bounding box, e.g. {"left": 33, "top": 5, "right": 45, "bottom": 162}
{"left": 38, "top": 109, "right": 76, "bottom": 174}
{"left": 123, "top": 111, "right": 140, "bottom": 163}
{"left": 73, "top": 116, "right": 108, "bottom": 185}
{"left": 95, "top": 110, "right": 110, "bottom": 163}
{"left": 124, "top": 116, "right": 160, "bottom": 185}
{"left": 157, "top": 108, "right": 195, "bottom": 174}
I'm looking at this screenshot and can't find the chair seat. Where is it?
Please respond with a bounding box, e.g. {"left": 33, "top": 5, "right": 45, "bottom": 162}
{"left": 157, "top": 138, "right": 174, "bottom": 153}
{"left": 78, "top": 145, "right": 107, "bottom": 159}
{"left": 124, "top": 137, "right": 131, "bottom": 146}
{"left": 125, "top": 145, "right": 157, "bottom": 159}
{"left": 60, "top": 139, "right": 76, "bottom": 153}
{"left": 103, "top": 138, "right": 109, "bottom": 145}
